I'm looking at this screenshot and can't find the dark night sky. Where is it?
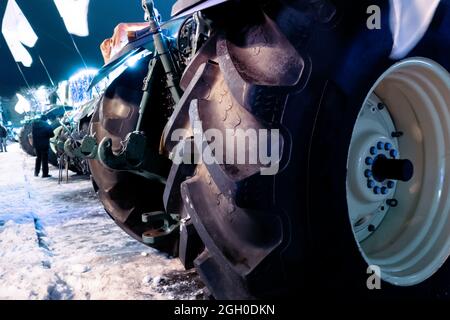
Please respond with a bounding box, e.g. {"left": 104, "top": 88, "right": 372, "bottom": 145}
{"left": 0, "top": 0, "right": 176, "bottom": 98}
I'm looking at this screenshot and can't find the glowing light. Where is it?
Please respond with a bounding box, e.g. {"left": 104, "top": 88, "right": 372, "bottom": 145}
{"left": 35, "top": 86, "right": 50, "bottom": 106}
{"left": 57, "top": 81, "right": 69, "bottom": 105}
{"left": 1, "top": 0, "right": 38, "bottom": 67}
{"left": 68, "top": 68, "right": 101, "bottom": 106}
{"left": 53, "top": 0, "right": 90, "bottom": 37}
{"left": 14, "top": 93, "right": 31, "bottom": 115}
{"left": 68, "top": 68, "right": 98, "bottom": 83}
{"left": 125, "top": 51, "right": 151, "bottom": 68}
{"left": 125, "top": 56, "right": 140, "bottom": 68}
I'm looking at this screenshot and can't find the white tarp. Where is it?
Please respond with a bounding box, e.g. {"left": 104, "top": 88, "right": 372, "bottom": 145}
{"left": 1, "top": 0, "right": 38, "bottom": 67}
{"left": 53, "top": 0, "right": 90, "bottom": 37}
{"left": 390, "top": 0, "right": 441, "bottom": 59}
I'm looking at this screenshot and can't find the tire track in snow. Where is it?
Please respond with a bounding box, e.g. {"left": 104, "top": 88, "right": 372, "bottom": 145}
{"left": 22, "top": 156, "right": 54, "bottom": 264}
{"left": 18, "top": 150, "right": 73, "bottom": 299}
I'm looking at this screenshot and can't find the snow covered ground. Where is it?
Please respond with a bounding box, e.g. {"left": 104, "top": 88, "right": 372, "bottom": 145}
{"left": 0, "top": 143, "right": 204, "bottom": 300}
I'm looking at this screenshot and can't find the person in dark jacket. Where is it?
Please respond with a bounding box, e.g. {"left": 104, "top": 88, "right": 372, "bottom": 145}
{"left": 32, "top": 115, "right": 55, "bottom": 178}
{"left": 0, "top": 124, "right": 7, "bottom": 152}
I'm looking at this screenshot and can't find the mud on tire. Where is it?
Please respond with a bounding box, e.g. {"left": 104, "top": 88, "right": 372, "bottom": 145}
{"left": 18, "top": 123, "right": 36, "bottom": 157}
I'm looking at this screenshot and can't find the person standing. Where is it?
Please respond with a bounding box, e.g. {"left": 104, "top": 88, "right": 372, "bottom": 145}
{"left": 32, "top": 115, "right": 55, "bottom": 178}
{"left": 0, "top": 123, "right": 7, "bottom": 152}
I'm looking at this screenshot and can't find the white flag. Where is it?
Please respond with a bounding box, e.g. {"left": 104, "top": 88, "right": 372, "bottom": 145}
{"left": 390, "top": 0, "right": 441, "bottom": 59}
{"left": 54, "top": 0, "right": 90, "bottom": 37}
{"left": 15, "top": 93, "right": 31, "bottom": 115}
{"left": 1, "top": 0, "right": 38, "bottom": 67}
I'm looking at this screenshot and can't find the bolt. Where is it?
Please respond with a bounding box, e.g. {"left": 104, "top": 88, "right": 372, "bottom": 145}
{"left": 368, "top": 224, "right": 376, "bottom": 232}
{"left": 387, "top": 199, "right": 398, "bottom": 207}
{"left": 391, "top": 131, "right": 404, "bottom": 138}
{"left": 374, "top": 186, "right": 381, "bottom": 194}
{"left": 381, "top": 187, "right": 388, "bottom": 195}
{"left": 367, "top": 180, "right": 375, "bottom": 188}
{"left": 365, "top": 170, "right": 373, "bottom": 178}
{"left": 390, "top": 149, "right": 398, "bottom": 158}
{"left": 387, "top": 181, "right": 395, "bottom": 189}
{"left": 384, "top": 143, "right": 393, "bottom": 150}
{"left": 370, "top": 147, "right": 377, "bottom": 155}
{"left": 377, "top": 141, "right": 384, "bottom": 150}
{"left": 365, "top": 157, "right": 374, "bottom": 165}
{"left": 377, "top": 103, "right": 386, "bottom": 110}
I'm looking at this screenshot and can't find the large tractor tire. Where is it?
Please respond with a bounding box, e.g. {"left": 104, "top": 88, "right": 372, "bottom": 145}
{"left": 89, "top": 57, "right": 175, "bottom": 254}
{"left": 19, "top": 122, "right": 59, "bottom": 167}
{"left": 162, "top": 8, "right": 304, "bottom": 299}
{"left": 162, "top": 0, "right": 450, "bottom": 299}
{"left": 18, "top": 123, "right": 36, "bottom": 156}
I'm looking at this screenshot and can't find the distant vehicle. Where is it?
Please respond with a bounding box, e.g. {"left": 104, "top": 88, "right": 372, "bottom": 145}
{"left": 50, "top": 98, "right": 98, "bottom": 175}
{"left": 18, "top": 105, "right": 73, "bottom": 168}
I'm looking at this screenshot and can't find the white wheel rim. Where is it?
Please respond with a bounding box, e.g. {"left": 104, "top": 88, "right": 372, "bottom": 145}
{"left": 346, "top": 58, "right": 450, "bottom": 286}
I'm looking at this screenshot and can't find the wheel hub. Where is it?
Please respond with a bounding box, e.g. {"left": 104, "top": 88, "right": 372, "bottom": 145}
{"left": 372, "top": 157, "right": 414, "bottom": 183}
{"left": 346, "top": 58, "right": 450, "bottom": 286}
{"left": 347, "top": 93, "right": 402, "bottom": 241}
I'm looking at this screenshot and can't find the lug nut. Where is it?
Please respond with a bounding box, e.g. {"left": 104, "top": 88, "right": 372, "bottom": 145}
{"left": 365, "top": 170, "right": 373, "bottom": 178}
{"left": 365, "top": 157, "right": 374, "bottom": 165}
{"left": 390, "top": 149, "right": 398, "bottom": 158}
{"left": 381, "top": 187, "right": 388, "bottom": 195}
{"left": 387, "top": 199, "right": 398, "bottom": 207}
{"left": 377, "top": 142, "right": 384, "bottom": 150}
{"left": 391, "top": 131, "right": 404, "bottom": 138}
{"left": 368, "top": 224, "right": 376, "bottom": 232}
{"left": 387, "top": 181, "right": 395, "bottom": 189}
{"left": 367, "top": 180, "right": 375, "bottom": 188}
{"left": 384, "top": 143, "right": 393, "bottom": 150}
{"left": 377, "top": 103, "right": 386, "bottom": 110}
{"left": 374, "top": 186, "right": 381, "bottom": 194}
{"left": 370, "top": 147, "right": 377, "bottom": 155}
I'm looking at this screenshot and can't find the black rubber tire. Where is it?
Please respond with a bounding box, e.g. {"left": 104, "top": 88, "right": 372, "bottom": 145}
{"left": 165, "top": 0, "right": 450, "bottom": 299}
{"left": 19, "top": 122, "right": 58, "bottom": 167}
{"left": 89, "top": 58, "right": 176, "bottom": 254}
{"left": 163, "top": 3, "right": 305, "bottom": 299}
{"left": 18, "top": 123, "right": 36, "bottom": 156}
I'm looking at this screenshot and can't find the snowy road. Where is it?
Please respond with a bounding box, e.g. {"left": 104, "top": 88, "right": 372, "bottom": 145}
{"left": 0, "top": 143, "right": 204, "bottom": 300}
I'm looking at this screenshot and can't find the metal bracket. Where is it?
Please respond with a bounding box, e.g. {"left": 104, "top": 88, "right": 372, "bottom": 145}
{"left": 142, "top": 0, "right": 182, "bottom": 103}
{"left": 98, "top": 131, "right": 146, "bottom": 169}
{"left": 80, "top": 135, "right": 98, "bottom": 158}
{"left": 62, "top": 135, "right": 98, "bottom": 160}
{"left": 97, "top": 131, "right": 167, "bottom": 183}
{"left": 141, "top": 211, "right": 181, "bottom": 245}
